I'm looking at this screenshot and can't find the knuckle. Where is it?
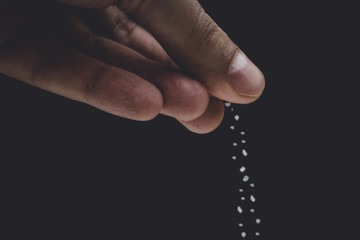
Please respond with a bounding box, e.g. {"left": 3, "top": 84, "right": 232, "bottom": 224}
{"left": 83, "top": 63, "right": 110, "bottom": 102}
{"left": 195, "top": 6, "right": 222, "bottom": 49}
{"left": 202, "top": 23, "right": 222, "bottom": 48}
{"left": 197, "top": 17, "right": 225, "bottom": 58}
{"left": 112, "top": 13, "right": 137, "bottom": 44}
{"left": 192, "top": 10, "right": 234, "bottom": 71}
{"left": 79, "top": 31, "right": 99, "bottom": 50}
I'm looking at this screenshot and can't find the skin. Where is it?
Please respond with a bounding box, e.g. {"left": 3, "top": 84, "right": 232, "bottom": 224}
{"left": 0, "top": 0, "right": 265, "bottom": 134}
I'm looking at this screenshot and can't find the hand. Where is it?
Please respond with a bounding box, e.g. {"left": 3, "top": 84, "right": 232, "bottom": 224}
{"left": 0, "top": 0, "right": 265, "bottom": 134}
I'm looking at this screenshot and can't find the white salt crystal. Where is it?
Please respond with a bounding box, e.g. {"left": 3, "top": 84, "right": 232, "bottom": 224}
{"left": 242, "top": 149, "right": 247, "bottom": 157}
{"left": 243, "top": 175, "right": 249, "bottom": 182}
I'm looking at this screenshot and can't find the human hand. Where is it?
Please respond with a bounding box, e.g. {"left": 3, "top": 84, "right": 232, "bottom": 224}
{"left": 0, "top": 0, "right": 265, "bottom": 133}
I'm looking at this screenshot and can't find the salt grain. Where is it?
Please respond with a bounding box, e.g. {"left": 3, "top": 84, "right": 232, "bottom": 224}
{"left": 243, "top": 175, "right": 249, "bottom": 182}
{"left": 242, "top": 149, "right": 248, "bottom": 156}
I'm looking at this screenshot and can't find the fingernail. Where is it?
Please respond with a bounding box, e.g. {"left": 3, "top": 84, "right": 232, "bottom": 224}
{"left": 228, "top": 52, "right": 265, "bottom": 96}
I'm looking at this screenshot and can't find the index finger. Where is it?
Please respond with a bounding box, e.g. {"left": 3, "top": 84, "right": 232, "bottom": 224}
{"left": 116, "top": 0, "right": 265, "bottom": 104}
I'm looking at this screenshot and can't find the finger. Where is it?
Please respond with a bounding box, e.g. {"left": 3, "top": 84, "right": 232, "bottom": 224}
{"left": 76, "top": 6, "right": 174, "bottom": 66}
{"left": 54, "top": 12, "right": 209, "bottom": 121}
{"left": 178, "top": 97, "right": 224, "bottom": 134}
{"left": 116, "top": 0, "right": 265, "bottom": 103}
{"left": 0, "top": 37, "right": 163, "bottom": 121}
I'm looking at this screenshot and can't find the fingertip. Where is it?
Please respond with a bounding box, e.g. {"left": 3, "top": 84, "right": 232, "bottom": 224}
{"left": 162, "top": 76, "right": 209, "bottom": 122}
{"left": 178, "top": 97, "right": 224, "bottom": 134}
{"left": 140, "top": 63, "right": 210, "bottom": 122}
{"left": 228, "top": 52, "right": 265, "bottom": 97}
{"left": 130, "top": 85, "right": 163, "bottom": 121}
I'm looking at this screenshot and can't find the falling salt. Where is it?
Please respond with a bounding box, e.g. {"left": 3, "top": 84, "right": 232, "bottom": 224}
{"left": 243, "top": 175, "right": 249, "bottom": 182}
{"left": 227, "top": 105, "right": 261, "bottom": 237}
{"left": 242, "top": 149, "right": 248, "bottom": 156}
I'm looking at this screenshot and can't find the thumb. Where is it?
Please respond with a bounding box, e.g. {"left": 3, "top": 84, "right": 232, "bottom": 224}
{"left": 117, "top": 0, "right": 265, "bottom": 104}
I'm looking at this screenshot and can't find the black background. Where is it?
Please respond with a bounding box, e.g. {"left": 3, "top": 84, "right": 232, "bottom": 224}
{"left": 1, "top": 0, "right": 359, "bottom": 239}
